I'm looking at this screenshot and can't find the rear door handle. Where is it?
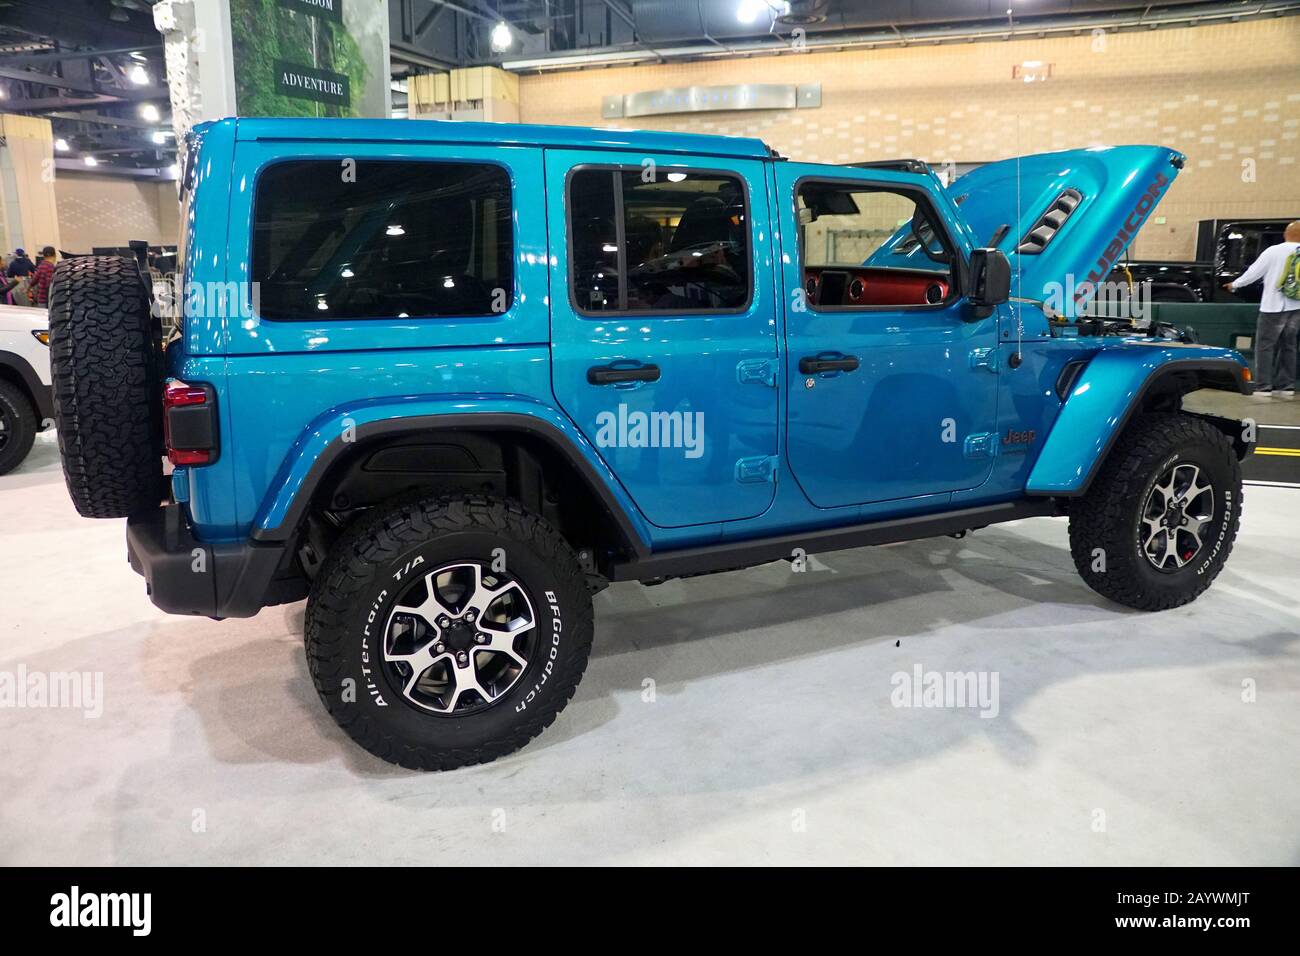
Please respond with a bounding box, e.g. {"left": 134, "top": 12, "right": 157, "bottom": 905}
{"left": 587, "top": 363, "right": 661, "bottom": 385}
{"left": 799, "top": 355, "right": 860, "bottom": 374}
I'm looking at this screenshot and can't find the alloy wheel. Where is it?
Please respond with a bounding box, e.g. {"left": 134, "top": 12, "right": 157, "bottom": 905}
{"left": 382, "top": 562, "right": 538, "bottom": 715}
{"left": 1139, "top": 462, "right": 1215, "bottom": 571}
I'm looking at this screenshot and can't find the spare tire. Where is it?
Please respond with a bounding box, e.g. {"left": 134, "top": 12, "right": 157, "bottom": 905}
{"left": 48, "top": 256, "right": 165, "bottom": 518}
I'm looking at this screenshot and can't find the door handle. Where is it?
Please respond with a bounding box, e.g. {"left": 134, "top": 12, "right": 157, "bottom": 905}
{"left": 587, "top": 363, "right": 661, "bottom": 385}
{"left": 798, "top": 355, "right": 860, "bottom": 375}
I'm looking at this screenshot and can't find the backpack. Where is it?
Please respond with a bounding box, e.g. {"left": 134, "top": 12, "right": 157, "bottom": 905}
{"left": 5, "top": 276, "right": 32, "bottom": 306}
{"left": 1278, "top": 249, "right": 1300, "bottom": 301}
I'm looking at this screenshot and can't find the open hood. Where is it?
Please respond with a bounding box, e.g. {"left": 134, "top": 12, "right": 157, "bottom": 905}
{"left": 950, "top": 146, "right": 1185, "bottom": 315}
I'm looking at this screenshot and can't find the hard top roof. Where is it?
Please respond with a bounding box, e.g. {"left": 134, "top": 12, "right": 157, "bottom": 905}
{"left": 227, "top": 116, "right": 773, "bottom": 160}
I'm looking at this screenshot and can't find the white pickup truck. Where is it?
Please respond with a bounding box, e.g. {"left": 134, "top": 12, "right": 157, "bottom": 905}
{"left": 0, "top": 303, "right": 52, "bottom": 475}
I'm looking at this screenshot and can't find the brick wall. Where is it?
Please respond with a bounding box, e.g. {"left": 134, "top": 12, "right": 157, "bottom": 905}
{"left": 518, "top": 17, "right": 1300, "bottom": 260}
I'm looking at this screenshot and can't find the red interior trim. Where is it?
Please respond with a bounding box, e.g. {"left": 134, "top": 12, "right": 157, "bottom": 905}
{"left": 805, "top": 267, "right": 948, "bottom": 307}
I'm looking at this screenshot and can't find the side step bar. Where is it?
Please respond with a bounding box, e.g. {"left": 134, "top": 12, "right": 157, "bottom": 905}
{"left": 610, "top": 499, "right": 1062, "bottom": 583}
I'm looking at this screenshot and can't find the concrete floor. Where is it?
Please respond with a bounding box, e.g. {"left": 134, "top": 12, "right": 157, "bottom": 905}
{"left": 2, "top": 432, "right": 1298, "bottom": 866}
{"left": 1186, "top": 386, "right": 1300, "bottom": 428}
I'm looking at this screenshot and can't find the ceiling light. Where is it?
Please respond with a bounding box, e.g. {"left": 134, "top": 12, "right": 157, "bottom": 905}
{"left": 83, "top": 155, "right": 98, "bottom": 167}
{"left": 54, "top": 138, "right": 69, "bottom": 152}
{"left": 140, "top": 103, "right": 160, "bottom": 122}
{"left": 128, "top": 64, "right": 149, "bottom": 85}
{"left": 667, "top": 172, "right": 687, "bottom": 182}
{"left": 736, "top": 0, "right": 768, "bottom": 24}
{"left": 152, "top": 130, "right": 167, "bottom": 144}
{"left": 340, "top": 267, "right": 354, "bottom": 278}
{"left": 386, "top": 224, "right": 405, "bottom": 236}
{"left": 490, "top": 21, "right": 513, "bottom": 52}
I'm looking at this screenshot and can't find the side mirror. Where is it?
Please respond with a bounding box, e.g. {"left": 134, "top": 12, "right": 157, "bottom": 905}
{"left": 969, "top": 247, "right": 1011, "bottom": 318}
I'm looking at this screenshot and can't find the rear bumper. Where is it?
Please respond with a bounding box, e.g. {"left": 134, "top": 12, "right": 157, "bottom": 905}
{"left": 126, "top": 504, "right": 306, "bottom": 618}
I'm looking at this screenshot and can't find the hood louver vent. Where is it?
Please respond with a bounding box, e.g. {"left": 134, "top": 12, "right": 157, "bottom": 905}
{"left": 1016, "top": 188, "right": 1083, "bottom": 254}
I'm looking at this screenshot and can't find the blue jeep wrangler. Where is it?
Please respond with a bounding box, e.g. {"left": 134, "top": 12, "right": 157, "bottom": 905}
{"left": 47, "top": 118, "right": 1252, "bottom": 769}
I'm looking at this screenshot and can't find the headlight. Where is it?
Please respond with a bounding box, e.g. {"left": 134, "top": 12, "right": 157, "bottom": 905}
{"left": 31, "top": 330, "right": 50, "bottom": 346}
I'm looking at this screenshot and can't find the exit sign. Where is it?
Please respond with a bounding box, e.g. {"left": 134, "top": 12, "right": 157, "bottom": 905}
{"left": 1012, "top": 61, "right": 1054, "bottom": 83}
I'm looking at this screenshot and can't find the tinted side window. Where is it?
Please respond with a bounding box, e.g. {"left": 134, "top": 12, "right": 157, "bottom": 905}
{"left": 569, "top": 169, "right": 623, "bottom": 312}
{"left": 569, "top": 168, "right": 750, "bottom": 314}
{"left": 252, "top": 160, "right": 512, "bottom": 321}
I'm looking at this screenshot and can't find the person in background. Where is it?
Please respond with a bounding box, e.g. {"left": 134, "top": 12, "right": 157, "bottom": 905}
{"left": 31, "top": 246, "right": 57, "bottom": 307}
{"left": 0, "top": 255, "right": 15, "bottom": 301}
{"left": 1226, "top": 220, "right": 1300, "bottom": 399}
{"left": 6, "top": 248, "right": 35, "bottom": 279}
{"left": 5, "top": 275, "right": 34, "bottom": 306}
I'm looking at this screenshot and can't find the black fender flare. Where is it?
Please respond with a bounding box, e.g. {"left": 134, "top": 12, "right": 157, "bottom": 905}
{"left": 250, "top": 412, "right": 650, "bottom": 559}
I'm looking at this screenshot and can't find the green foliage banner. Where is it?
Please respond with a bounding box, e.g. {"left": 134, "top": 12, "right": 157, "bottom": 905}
{"left": 280, "top": 0, "right": 344, "bottom": 24}
{"left": 230, "top": 0, "right": 388, "bottom": 117}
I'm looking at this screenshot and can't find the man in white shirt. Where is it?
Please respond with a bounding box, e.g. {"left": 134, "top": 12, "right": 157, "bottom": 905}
{"left": 1226, "top": 221, "right": 1300, "bottom": 399}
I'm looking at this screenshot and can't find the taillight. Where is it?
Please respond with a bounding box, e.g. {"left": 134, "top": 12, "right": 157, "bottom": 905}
{"left": 163, "top": 379, "right": 218, "bottom": 466}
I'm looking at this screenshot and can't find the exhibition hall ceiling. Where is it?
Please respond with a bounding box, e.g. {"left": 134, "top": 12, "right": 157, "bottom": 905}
{"left": 0, "top": 0, "right": 1296, "bottom": 177}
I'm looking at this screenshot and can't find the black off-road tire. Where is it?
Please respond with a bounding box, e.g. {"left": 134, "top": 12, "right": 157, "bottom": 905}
{"left": 305, "top": 495, "right": 595, "bottom": 770}
{"left": 47, "top": 256, "right": 164, "bottom": 518}
{"left": 1069, "top": 411, "right": 1242, "bottom": 611}
{"left": 0, "top": 379, "right": 38, "bottom": 476}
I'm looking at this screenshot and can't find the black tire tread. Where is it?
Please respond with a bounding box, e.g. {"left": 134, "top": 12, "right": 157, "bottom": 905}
{"left": 304, "top": 494, "right": 594, "bottom": 771}
{"left": 47, "top": 256, "right": 162, "bottom": 518}
{"left": 1068, "top": 411, "right": 1241, "bottom": 611}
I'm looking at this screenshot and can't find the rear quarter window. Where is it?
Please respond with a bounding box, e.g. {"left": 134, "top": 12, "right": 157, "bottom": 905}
{"left": 251, "top": 159, "right": 513, "bottom": 321}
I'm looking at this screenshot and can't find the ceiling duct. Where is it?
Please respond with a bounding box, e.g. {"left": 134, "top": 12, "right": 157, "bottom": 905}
{"left": 629, "top": 0, "right": 1226, "bottom": 44}
{"left": 777, "top": 0, "right": 830, "bottom": 25}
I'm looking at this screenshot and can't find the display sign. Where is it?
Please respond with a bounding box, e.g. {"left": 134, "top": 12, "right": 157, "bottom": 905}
{"left": 280, "top": 0, "right": 344, "bottom": 23}
{"left": 229, "top": 0, "right": 388, "bottom": 117}
{"left": 275, "top": 59, "right": 350, "bottom": 106}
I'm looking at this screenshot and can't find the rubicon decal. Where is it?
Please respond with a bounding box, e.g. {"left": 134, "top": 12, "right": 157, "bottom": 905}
{"left": 1075, "top": 171, "right": 1170, "bottom": 304}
